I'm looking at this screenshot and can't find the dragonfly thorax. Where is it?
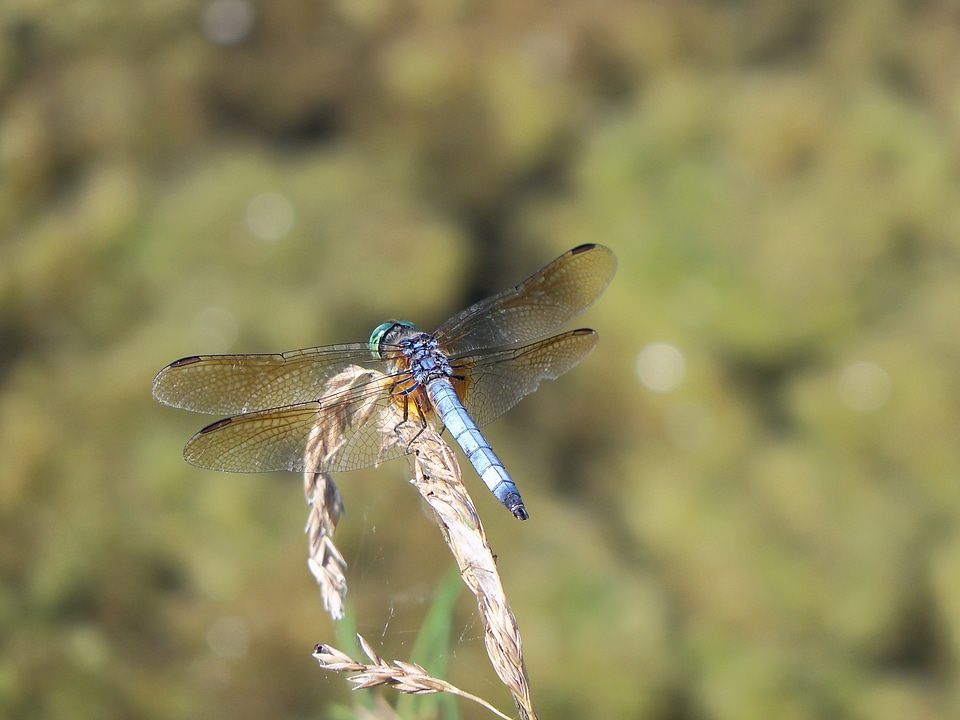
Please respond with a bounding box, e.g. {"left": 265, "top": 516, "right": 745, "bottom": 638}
{"left": 370, "top": 321, "right": 456, "bottom": 385}
{"left": 400, "top": 333, "right": 456, "bottom": 386}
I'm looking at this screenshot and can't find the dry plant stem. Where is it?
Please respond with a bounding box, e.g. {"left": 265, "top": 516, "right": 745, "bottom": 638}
{"left": 390, "top": 410, "right": 538, "bottom": 720}
{"left": 313, "top": 636, "right": 513, "bottom": 720}
{"left": 307, "top": 367, "right": 538, "bottom": 719}
{"left": 303, "top": 367, "right": 383, "bottom": 621}
{"left": 303, "top": 468, "right": 347, "bottom": 620}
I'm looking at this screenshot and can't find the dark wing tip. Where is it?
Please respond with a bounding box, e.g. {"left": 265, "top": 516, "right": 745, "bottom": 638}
{"left": 152, "top": 357, "right": 202, "bottom": 404}
{"left": 197, "top": 417, "right": 234, "bottom": 435}
{"left": 569, "top": 244, "right": 618, "bottom": 285}
{"left": 183, "top": 417, "right": 239, "bottom": 470}
{"left": 570, "top": 243, "right": 615, "bottom": 261}
{"left": 570, "top": 243, "right": 598, "bottom": 254}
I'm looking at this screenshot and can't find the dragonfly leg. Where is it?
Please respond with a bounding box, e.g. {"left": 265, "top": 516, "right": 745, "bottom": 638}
{"left": 388, "top": 383, "right": 430, "bottom": 452}
{"left": 401, "top": 395, "right": 429, "bottom": 449}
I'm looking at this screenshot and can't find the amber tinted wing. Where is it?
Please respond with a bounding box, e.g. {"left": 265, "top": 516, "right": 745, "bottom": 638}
{"left": 452, "top": 329, "right": 599, "bottom": 428}
{"left": 178, "top": 370, "right": 414, "bottom": 473}
{"left": 152, "top": 343, "right": 383, "bottom": 415}
{"left": 434, "top": 244, "right": 616, "bottom": 356}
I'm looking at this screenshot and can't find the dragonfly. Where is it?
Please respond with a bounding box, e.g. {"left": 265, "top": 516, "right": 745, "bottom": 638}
{"left": 152, "top": 244, "right": 617, "bottom": 520}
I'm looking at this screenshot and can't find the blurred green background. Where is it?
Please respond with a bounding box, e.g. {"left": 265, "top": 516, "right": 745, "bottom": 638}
{"left": 3, "top": 1, "right": 960, "bottom": 719}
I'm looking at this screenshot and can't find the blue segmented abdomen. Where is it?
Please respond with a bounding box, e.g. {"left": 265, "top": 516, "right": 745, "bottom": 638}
{"left": 425, "top": 378, "right": 529, "bottom": 520}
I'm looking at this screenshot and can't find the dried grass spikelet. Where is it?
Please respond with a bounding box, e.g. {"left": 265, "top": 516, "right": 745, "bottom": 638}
{"left": 307, "top": 366, "right": 538, "bottom": 720}
{"left": 314, "top": 635, "right": 513, "bottom": 720}
{"left": 389, "top": 407, "right": 538, "bottom": 720}
{"left": 303, "top": 366, "right": 383, "bottom": 621}
{"left": 303, "top": 467, "right": 347, "bottom": 620}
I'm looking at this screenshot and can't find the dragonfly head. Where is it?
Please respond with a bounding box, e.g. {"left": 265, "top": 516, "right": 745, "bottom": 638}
{"left": 369, "top": 321, "right": 417, "bottom": 359}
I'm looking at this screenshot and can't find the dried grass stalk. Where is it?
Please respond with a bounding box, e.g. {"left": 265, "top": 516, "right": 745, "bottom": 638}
{"left": 390, "top": 409, "right": 538, "bottom": 720}
{"left": 303, "top": 468, "right": 347, "bottom": 620}
{"left": 308, "top": 367, "right": 538, "bottom": 719}
{"left": 303, "top": 367, "right": 384, "bottom": 621}
{"left": 314, "top": 635, "right": 513, "bottom": 720}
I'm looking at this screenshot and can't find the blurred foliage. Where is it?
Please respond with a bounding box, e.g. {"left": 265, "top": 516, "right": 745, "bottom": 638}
{"left": 3, "top": 1, "right": 960, "bottom": 719}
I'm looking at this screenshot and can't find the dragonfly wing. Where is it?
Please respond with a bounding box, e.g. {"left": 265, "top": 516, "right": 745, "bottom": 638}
{"left": 152, "top": 343, "right": 380, "bottom": 415}
{"left": 435, "top": 244, "right": 616, "bottom": 355}
{"left": 182, "top": 370, "right": 410, "bottom": 473}
{"left": 454, "top": 329, "right": 598, "bottom": 428}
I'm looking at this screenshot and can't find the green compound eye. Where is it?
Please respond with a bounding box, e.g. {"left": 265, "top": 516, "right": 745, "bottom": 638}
{"left": 369, "top": 321, "right": 416, "bottom": 359}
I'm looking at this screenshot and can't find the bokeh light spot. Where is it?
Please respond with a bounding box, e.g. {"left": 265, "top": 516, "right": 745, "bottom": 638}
{"left": 838, "top": 362, "right": 891, "bottom": 412}
{"left": 200, "top": 0, "right": 256, "bottom": 46}
{"left": 246, "top": 191, "right": 295, "bottom": 242}
{"left": 636, "top": 342, "right": 686, "bottom": 393}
